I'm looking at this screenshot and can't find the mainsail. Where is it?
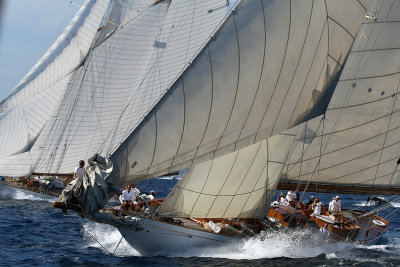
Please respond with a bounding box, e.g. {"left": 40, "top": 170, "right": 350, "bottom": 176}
{"left": 280, "top": 0, "right": 400, "bottom": 194}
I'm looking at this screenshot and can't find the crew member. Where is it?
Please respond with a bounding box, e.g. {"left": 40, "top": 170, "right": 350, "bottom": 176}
{"left": 312, "top": 198, "right": 322, "bottom": 216}
{"left": 74, "top": 160, "right": 85, "bottom": 179}
{"left": 306, "top": 196, "right": 315, "bottom": 206}
{"left": 141, "top": 190, "right": 156, "bottom": 205}
{"left": 331, "top": 196, "right": 342, "bottom": 213}
{"left": 271, "top": 196, "right": 281, "bottom": 206}
{"left": 121, "top": 185, "right": 137, "bottom": 211}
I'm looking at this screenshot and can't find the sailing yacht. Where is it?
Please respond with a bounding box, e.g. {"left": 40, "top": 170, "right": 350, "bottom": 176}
{"left": 1, "top": 0, "right": 399, "bottom": 254}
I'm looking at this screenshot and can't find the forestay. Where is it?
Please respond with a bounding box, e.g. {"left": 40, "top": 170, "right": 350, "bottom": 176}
{"left": 158, "top": 131, "right": 296, "bottom": 219}
{"left": 281, "top": 0, "right": 400, "bottom": 192}
{"left": 111, "top": 0, "right": 369, "bottom": 185}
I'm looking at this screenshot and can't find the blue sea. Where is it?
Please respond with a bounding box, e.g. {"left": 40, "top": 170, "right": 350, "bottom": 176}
{"left": 1, "top": 177, "right": 400, "bottom": 267}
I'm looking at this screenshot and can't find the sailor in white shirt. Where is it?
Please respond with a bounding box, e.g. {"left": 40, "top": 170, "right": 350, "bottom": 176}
{"left": 286, "top": 190, "right": 295, "bottom": 202}
{"left": 121, "top": 185, "right": 137, "bottom": 211}
{"left": 328, "top": 197, "right": 335, "bottom": 213}
{"left": 331, "top": 196, "right": 342, "bottom": 213}
{"left": 271, "top": 196, "right": 281, "bottom": 206}
{"left": 73, "top": 160, "right": 85, "bottom": 179}
{"left": 280, "top": 195, "right": 288, "bottom": 206}
{"left": 312, "top": 199, "right": 322, "bottom": 216}
{"left": 140, "top": 190, "right": 156, "bottom": 209}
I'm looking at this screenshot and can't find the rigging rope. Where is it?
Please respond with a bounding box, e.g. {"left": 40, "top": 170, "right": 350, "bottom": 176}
{"left": 67, "top": 214, "right": 114, "bottom": 255}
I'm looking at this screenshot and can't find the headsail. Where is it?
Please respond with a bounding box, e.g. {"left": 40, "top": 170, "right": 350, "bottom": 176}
{"left": 280, "top": 0, "right": 400, "bottom": 194}
{"left": 158, "top": 130, "right": 296, "bottom": 219}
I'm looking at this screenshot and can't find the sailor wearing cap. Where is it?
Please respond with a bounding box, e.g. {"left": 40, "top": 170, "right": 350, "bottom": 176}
{"left": 312, "top": 198, "right": 322, "bottom": 216}
{"left": 73, "top": 160, "right": 85, "bottom": 179}
{"left": 331, "top": 196, "right": 342, "bottom": 213}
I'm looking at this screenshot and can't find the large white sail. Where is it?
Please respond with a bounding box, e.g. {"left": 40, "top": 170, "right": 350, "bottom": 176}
{"left": 280, "top": 0, "right": 400, "bottom": 193}
{"left": 158, "top": 130, "right": 295, "bottom": 218}
{"left": 0, "top": 0, "right": 109, "bottom": 168}
{"left": 0, "top": 74, "right": 72, "bottom": 159}
{"left": 29, "top": 0, "right": 229, "bottom": 175}
{"left": 111, "top": 0, "right": 369, "bottom": 185}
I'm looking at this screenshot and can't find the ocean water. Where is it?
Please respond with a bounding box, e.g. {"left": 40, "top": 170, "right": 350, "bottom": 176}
{"left": 1, "top": 178, "right": 400, "bottom": 267}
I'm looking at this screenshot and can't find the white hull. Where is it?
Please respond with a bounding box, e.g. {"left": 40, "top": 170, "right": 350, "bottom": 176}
{"left": 117, "top": 217, "right": 236, "bottom": 255}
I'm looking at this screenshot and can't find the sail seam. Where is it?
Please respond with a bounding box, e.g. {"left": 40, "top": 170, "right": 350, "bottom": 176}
{"left": 340, "top": 70, "right": 400, "bottom": 82}
{"left": 292, "top": 156, "right": 400, "bottom": 186}
{"left": 237, "top": 140, "right": 271, "bottom": 217}
{"left": 171, "top": 79, "right": 186, "bottom": 170}
{"left": 356, "top": 0, "right": 368, "bottom": 12}
{"left": 172, "top": 177, "right": 280, "bottom": 197}
{"left": 287, "top": 120, "right": 400, "bottom": 167}
{"left": 288, "top": 17, "right": 327, "bottom": 127}
{"left": 305, "top": 0, "right": 385, "bottom": 176}
{"left": 204, "top": 150, "right": 240, "bottom": 218}
{"left": 328, "top": 92, "right": 399, "bottom": 110}
{"left": 221, "top": 141, "right": 263, "bottom": 218}
{"left": 373, "top": 79, "right": 399, "bottom": 185}
{"left": 271, "top": 0, "right": 314, "bottom": 134}
{"left": 327, "top": 16, "right": 356, "bottom": 40}
{"left": 254, "top": 0, "right": 292, "bottom": 141}
{"left": 192, "top": 48, "right": 214, "bottom": 160}
{"left": 236, "top": 0, "right": 267, "bottom": 142}
{"left": 288, "top": 144, "right": 400, "bottom": 181}
{"left": 214, "top": 13, "right": 241, "bottom": 152}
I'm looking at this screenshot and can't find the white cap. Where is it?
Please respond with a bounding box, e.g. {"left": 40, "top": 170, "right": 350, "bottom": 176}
{"left": 335, "top": 196, "right": 340, "bottom": 199}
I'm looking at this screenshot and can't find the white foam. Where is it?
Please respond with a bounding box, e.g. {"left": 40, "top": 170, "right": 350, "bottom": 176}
{"left": 78, "top": 222, "right": 399, "bottom": 262}
{"left": 82, "top": 221, "right": 141, "bottom": 257}
{"left": 391, "top": 202, "right": 400, "bottom": 208}
{"left": 157, "top": 176, "right": 176, "bottom": 180}
{"left": 357, "top": 237, "right": 400, "bottom": 253}
{"left": 0, "top": 184, "right": 57, "bottom": 202}
{"left": 167, "top": 229, "right": 354, "bottom": 260}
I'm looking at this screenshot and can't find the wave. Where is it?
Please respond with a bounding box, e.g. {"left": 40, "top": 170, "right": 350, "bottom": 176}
{"left": 81, "top": 221, "right": 140, "bottom": 257}
{"left": 0, "top": 184, "right": 57, "bottom": 202}
{"left": 177, "top": 229, "right": 354, "bottom": 260}
{"left": 78, "top": 221, "right": 400, "bottom": 265}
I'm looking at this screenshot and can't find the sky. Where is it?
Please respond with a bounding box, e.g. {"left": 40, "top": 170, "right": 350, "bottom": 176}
{"left": 0, "top": 0, "right": 85, "bottom": 101}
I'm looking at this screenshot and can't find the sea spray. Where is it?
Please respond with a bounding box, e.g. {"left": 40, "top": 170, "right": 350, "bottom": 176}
{"left": 0, "top": 184, "right": 57, "bottom": 202}
{"left": 82, "top": 221, "right": 140, "bottom": 257}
